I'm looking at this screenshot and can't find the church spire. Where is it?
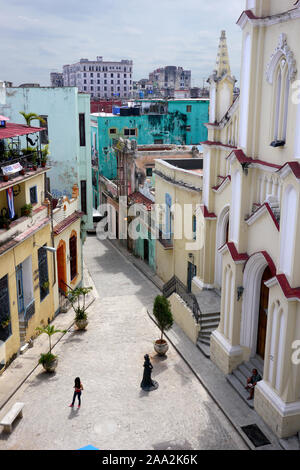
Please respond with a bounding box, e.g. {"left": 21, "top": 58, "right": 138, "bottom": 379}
{"left": 215, "top": 30, "right": 231, "bottom": 79}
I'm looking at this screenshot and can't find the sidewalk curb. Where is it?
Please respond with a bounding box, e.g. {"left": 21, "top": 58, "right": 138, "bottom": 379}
{"left": 147, "top": 308, "right": 281, "bottom": 451}
{"left": 0, "top": 265, "right": 96, "bottom": 414}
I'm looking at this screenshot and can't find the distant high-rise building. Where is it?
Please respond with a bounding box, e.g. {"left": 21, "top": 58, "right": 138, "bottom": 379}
{"left": 148, "top": 66, "right": 191, "bottom": 98}
{"left": 50, "top": 72, "right": 64, "bottom": 87}
{"left": 62, "top": 57, "right": 133, "bottom": 99}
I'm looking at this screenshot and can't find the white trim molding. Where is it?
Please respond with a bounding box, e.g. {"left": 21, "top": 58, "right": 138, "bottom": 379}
{"left": 240, "top": 252, "right": 269, "bottom": 355}
{"left": 257, "top": 380, "right": 300, "bottom": 417}
{"left": 212, "top": 330, "right": 243, "bottom": 357}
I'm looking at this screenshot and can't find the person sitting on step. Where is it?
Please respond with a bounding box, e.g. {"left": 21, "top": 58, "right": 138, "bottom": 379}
{"left": 245, "top": 368, "right": 262, "bottom": 400}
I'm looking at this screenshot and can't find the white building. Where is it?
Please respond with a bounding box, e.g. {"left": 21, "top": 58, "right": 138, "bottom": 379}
{"left": 63, "top": 57, "right": 133, "bottom": 99}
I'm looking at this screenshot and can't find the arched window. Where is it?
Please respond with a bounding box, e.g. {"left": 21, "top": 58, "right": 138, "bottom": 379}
{"left": 267, "top": 34, "right": 297, "bottom": 147}
{"left": 271, "top": 58, "right": 289, "bottom": 146}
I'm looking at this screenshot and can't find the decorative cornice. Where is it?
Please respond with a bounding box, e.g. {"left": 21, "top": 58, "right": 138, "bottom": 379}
{"left": 245, "top": 203, "right": 280, "bottom": 231}
{"left": 237, "top": 8, "right": 300, "bottom": 30}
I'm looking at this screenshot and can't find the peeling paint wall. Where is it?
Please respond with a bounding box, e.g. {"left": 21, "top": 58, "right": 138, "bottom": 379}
{"left": 5, "top": 87, "right": 93, "bottom": 230}
{"left": 93, "top": 99, "right": 208, "bottom": 179}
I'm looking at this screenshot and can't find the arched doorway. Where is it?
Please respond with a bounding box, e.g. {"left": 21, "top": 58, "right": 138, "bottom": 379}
{"left": 256, "top": 266, "right": 272, "bottom": 360}
{"left": 240, "top": 253, "right": 275, "bottom": 359}
{"left": 57, "top": 241, "right": 67, "bottom": 293}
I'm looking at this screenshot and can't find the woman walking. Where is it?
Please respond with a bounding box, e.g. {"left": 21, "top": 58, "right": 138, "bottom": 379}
{"left": 69, "top": 377, "right": 84, "bottom": 408}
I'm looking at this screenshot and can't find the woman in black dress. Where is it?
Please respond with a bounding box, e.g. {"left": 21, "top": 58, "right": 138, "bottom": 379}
{"left": 140, "top": 354, "right": 158, "bottom": 391}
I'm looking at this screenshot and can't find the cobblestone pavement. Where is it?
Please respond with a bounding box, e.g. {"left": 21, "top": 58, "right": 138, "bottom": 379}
{"left": 0, "top": 236, "right": 248, "bottom": 450}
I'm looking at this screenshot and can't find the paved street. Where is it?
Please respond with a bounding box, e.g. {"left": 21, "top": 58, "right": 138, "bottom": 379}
{"left": 0, "top": 236, "right": 247, "bottom": 450}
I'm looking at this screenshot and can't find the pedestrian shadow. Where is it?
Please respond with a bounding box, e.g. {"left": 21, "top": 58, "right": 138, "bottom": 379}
{"left": 67, "top": 408, "right": 81, "bottom": 420}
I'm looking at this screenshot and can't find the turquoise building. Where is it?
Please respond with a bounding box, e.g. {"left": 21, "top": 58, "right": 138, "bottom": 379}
{"left": 91, "top": 98, "right": 209, "bottom": 179}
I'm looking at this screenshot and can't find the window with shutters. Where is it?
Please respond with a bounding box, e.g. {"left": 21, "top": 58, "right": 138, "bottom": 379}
{"left": 40, "top": 115, "right": 49, "bottom": 144}
{"left": 38, "top": 246, "right": 49, "bottom": 301}
{"left": 0, "top": 274, "right": 11, "bottom": 343}
{"left": 69, "top": 233, "right": 77, "bottom": 281}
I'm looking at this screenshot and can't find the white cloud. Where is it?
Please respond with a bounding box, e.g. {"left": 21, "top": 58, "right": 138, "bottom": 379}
{"left": 1, "top": 0, "right": 245, "bottom": 86}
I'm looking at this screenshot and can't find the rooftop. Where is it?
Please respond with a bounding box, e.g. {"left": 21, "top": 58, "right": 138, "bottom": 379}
{"left": 0, "top": 122, "right": 45, "bottom": 140}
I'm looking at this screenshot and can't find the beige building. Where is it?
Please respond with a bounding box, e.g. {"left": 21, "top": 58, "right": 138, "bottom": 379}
{"left": 200, "top": 0, "right": 300, "bottom": 439}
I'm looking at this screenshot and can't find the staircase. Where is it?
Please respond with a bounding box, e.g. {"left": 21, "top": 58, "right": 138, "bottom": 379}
{"left": 18, "top": 319, "right": 27, "bottom": 347}
{"left": 226, "top": 356, "right": 264, "bottom": 409}
{"left": 163, "top": 276, "right": 221, "bottom": 357}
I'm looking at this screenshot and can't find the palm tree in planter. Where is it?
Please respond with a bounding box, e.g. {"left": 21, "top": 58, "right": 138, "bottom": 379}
{"left": 68, "top": 286, "right": 93, "bottom": 330}
{"left": 153, "top": 295, "right": 174, "bottom": 356}
{"left": 36, "top": 325, "right": 66, "bottom": 372}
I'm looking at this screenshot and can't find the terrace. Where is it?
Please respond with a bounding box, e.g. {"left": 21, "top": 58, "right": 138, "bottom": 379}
{"left": 0, "top": 118, "right": 50, "bottom": 246}
{"left": 0, "top": 119, "right": 48, "bottom": 184}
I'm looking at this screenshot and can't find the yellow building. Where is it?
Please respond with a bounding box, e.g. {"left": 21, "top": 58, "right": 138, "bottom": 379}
{"left": 202, "top": 0, "right": 300, "bottom": 438}
{"left": 0, "top": 120, "right": 83, "bottom": 372}
{"left": 155, "top": 157, "right": 221, "bottom": 347}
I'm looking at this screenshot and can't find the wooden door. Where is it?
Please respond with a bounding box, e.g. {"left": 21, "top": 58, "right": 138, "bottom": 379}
{"left": 256, "top": 266, "right": 272, "bottom": 359}
{"left": 57, "top": 243, "right": 67, "bottom": 293}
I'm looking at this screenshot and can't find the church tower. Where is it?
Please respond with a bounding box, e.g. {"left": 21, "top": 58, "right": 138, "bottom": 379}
{"left": 208, "top": 31, "right": 236, "bottom": 124}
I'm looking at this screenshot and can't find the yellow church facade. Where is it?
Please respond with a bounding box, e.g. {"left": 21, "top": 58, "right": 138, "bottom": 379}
{"left": 203, "top": 0, "right": 300, "bottom": 438}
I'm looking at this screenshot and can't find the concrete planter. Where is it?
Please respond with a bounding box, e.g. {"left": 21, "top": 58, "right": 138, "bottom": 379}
{"left": 43, "top": 358, "right": 58, "bottom": 373}
{"left": 154, "top": 339, "right": 169, "bottom": 356}
{"left": 75, "top": 319, "right": 88, "bottom": 330}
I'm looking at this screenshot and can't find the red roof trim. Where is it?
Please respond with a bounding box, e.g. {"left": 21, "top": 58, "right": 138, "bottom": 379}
{"left": 128, "top": 192, "right": 154, "bottom": 211}
{"left": 277, "top": 161, "right": 300, "bottom": 179}
{"left": 201, "top": 205, "right": 217, "bottom": 219}
{"left": 227, "top": 149, "right": 281, "bottom": 169}
{"left": 202, "top": 140, "right": 237, "bottom": 150}
{"left": 0, "top": 122, "right": 46, "bottom": 140}
{"left": 53, "top": 211, "right": 83, "bottom": 235}
{"left": 276, "top": 274, "right": 300, "bottom": 300}
{"left": 226, "top": 242, "right": 249, "bottom": 263}
{"left": 245, "top": 203, "right": 280, "bottom": 231}
{"left": 212, "top": 175, "right": 231, "bottom": 192}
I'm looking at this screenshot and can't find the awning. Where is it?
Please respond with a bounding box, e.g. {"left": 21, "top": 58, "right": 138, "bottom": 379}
{"left": 0, "top": 122, "right": 45, "bottom": 140}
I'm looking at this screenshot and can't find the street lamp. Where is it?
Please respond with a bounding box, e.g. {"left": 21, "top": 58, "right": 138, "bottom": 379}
{"left": 34, "top": 243, "right": 56, "bottom": 253}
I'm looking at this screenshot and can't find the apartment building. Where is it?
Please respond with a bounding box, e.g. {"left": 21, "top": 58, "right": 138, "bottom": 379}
{"left": 63, "top": 56, "right": 133, "bottom": 99}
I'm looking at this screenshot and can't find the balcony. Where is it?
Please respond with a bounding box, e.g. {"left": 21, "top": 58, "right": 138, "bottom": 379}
{"left": 158, "top": 227, "right": 174, "bottom": 250}
{"left": 0, "top": 204, "right": 49, "bottom": 248}
{"left": 0, "top": 150, "right": 47, "bottom": 185}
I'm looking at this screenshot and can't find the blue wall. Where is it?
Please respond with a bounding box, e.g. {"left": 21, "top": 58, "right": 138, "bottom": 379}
{"left": 92, "top": 99, "right": 209, "bottom": 179}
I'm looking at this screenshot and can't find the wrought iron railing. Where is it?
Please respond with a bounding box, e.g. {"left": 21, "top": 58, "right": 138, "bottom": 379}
{"left": 24, "top": 299, "right": 35, "bottom": 325}
{"left": 163, "top": 275, "right": 201, "bottom": 324}
{"left": 0, "top": 151, "right": 42, "bottom": 173}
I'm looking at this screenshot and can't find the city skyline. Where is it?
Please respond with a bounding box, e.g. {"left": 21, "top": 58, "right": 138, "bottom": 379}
{"left": 0, "top": 0, "right": 245, "bottom": 87}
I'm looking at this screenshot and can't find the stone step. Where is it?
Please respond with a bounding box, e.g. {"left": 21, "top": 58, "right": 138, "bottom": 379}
{"left": 226, "top": 374, "right": 254, "bottom": 409}
{"left": 196, "top": 341, "right": 210, "bottom": 358}
{"left": 200, "top": 313, "right": 221, "bottom": 322}
{"left": 198, "top": 337, "right": 210, "bottom": 346}
{"left": 199, "top": 330, "right": 213, "bottom": 338}
{"left": 232, "top": 368, "right": 248, "bottom": 387}
{"left": 201, "top": 321, "right": 219, "bottom": 331}
{"left": 238, "top": 363, "right": 252, "bottom": 378}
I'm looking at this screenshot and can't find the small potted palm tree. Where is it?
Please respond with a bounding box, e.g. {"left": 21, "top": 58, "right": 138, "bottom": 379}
{"left": 153, "top": 295, "right": 174, "bottom": 356}
{"left": 68, "top": 286, "right": 93, "bottom": 330}
{"left": 36, "top": 325, "right": 66, "bottom": 372}
{"left": 41, "top": 144, "right": 49, "bottom": 167}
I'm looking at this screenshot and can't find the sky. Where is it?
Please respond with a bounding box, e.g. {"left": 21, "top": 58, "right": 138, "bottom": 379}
{"left": 0, "top": 0, "right": 245, "bottom": 87}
